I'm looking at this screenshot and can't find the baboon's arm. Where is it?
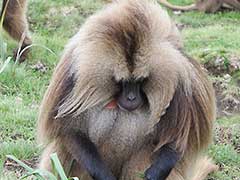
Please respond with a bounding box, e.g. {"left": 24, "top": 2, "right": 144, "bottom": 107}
{"left": 63, "top": 131, "right": 116, "bottom": 180}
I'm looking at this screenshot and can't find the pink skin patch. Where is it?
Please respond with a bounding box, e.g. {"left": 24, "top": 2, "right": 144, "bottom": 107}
{"left": 106, "top": 99, "right": 118, "bottom": 109}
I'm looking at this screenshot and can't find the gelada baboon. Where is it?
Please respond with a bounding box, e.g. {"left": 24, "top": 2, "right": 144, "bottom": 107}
{"left": 158, "top": 0, "right": 240, "bottom": 13}
{"left": 0, "top": 0, "right": 31, "bottom": 62}
{"left": 38, "top": 0, "right": 217, "bottom": 179}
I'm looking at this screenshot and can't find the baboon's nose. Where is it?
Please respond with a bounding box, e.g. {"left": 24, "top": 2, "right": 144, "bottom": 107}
{"left": 127, "top": 92, "right": 136, "bottom": 101}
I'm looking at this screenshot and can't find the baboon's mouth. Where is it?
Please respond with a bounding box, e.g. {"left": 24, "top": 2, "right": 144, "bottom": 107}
{"left": 105, "top": 99, "right": 143, "bottom": 112}
{"left": 117, "top": 99, "right": 142, "bottom": 112}
{"left": 105, "top": 99, "right": 118, "bottom": 109}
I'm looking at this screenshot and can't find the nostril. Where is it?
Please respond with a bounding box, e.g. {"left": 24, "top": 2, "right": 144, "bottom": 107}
{"left": 127, "top": 93, "right": 136, "bottom": 101}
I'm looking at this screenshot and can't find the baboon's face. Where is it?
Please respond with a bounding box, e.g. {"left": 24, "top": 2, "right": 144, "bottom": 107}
{"left": 116, "top": 78, "right": 147, "bottom": 111}
{"left": 71, "top": 3, "right": 182, "bottom": 114}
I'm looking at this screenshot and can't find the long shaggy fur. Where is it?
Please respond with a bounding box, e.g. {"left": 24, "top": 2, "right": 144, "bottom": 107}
{"left": 38, "top": 0, "right": 217, "bottom": 179}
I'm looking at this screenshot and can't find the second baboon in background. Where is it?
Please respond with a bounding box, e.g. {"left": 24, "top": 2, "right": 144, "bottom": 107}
{"left": 158, "top": 0, "right": 240, "bottom": 13}
{"left": 0, "top": 0, "right": 31, "bottom": 62}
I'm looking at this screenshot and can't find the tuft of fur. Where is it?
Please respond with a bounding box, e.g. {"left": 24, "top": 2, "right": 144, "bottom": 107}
{"left": 190, "top": 156, "right": 218, "bottom": 180}
{"left": 38, "top": 0, "right": 217, "bottom": 179}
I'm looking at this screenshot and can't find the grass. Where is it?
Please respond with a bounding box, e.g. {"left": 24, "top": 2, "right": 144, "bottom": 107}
{"left": 0, "top": 0, "right": 240, "bottom": 179}
{"left": 5, "top": 153, "right": 77, "bottom": 180}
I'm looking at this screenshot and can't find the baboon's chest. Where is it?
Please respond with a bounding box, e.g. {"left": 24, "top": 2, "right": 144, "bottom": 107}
{"left": 86, "top": 107, "right": 151, "bottom": 155}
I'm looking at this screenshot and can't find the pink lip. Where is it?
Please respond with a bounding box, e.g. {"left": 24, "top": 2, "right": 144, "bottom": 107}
{"left": 105, "top": 99, "right": 118, "bottom": 109}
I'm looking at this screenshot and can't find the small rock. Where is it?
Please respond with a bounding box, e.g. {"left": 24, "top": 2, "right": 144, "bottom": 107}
{"left": 222, "top": 94, "right": 240, "bottom": 112}
{"left": 223, "top": 74, "right": 231, "bottom": 82}
{"left": 176, "top": 23, "right": 186, "bottom": 30}
{"left": 173, "top": 11, "right": 182, "bottom": 15}
{"left": 31, "top": 61, "right": 48, "bottom": 73}
{"left": 204, "top": 55, "right": 240, "bottom": 76}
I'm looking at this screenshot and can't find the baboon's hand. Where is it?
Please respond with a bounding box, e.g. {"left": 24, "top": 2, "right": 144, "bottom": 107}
{"left": 93, "top": 169, "right": 116, "bottom": 180}
{"left": 144, "top": 144, "right": 180, "bottom": 180}
{"left": 144, "top": 166, "right": 168, "bottom": 180}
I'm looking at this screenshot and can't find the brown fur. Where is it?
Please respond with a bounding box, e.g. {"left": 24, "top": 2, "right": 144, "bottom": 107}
{"left": 158, "top": 0, "right": 240, "bottom": 13}
{"left": 38, "top": 0, "right": 217, "bottom": 179}
{"left": 1, "top": 0, "right": 31, "bottom": 62}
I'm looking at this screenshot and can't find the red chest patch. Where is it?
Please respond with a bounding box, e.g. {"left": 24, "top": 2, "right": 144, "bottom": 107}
{"left": 105, "top": 99, "right": 117, "bottom": 109}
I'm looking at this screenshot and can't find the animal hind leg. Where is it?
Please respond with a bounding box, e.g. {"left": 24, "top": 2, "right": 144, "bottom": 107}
{"left": 1, "top": 0, "right": 32, "bottom": 62}
{"left": 39, "top": 141, "right": 92, "bottom": 179}
{"left": 39, "top": 142, "right": 73, "bottom": 176}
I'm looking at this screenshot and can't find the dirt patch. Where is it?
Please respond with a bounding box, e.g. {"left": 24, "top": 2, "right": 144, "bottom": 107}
{"left": 213, "top": 78, "right": 240, "bottom": 117}
{"left": 214, "top": 124, "right": 240, "bottom": 153}
{"left": 201, "top": 53, "right": 240, "bottom": 117}
{"left": 3, "top": 157, "right": 38, "bottom": 178}
{"left": 31, "top": 61, "right": 48, "bottom": 73}
{"left": 214, "top": 125, "right": 233, "bottom": 145}
{"left": 204, "top": 55, "right": 240, "bottom": 76}
{"left": 216, "top": 93, "right": 240, "bottom": 117}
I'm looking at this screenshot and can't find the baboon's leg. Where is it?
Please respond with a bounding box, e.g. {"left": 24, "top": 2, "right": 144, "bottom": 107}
{"left": 1, "top": 0, "right": 32, "bottom": 62}
{"left": 120, "top": 146, "right": 184, "bottom": 180}
{"left": 121, "top": 149, "right": 217, "bottom": 180}
{"left": 70, "top": 161, "right": 92, "bottom": 180}
{"left": 120, "top": 146, "right": 152, "bottom": 180}
{"left": 39, "top": 141, "right": 92, "bottom": 179}
{"left": 223, "top": 0, "right": 240, "bottom": 9}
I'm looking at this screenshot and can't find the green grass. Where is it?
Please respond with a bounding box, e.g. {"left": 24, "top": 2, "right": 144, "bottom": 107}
{"left": 5, "top": 153, "right": 76, "bottom": 180}
{"left": 209, "top": 116, "right": 240, "bottom": 179}
{"left": 0, "top": 0, "right": 240, "bottom": 179}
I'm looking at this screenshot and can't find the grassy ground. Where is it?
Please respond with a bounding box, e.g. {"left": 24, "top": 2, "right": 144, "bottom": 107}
{"left": 0, "top": 0, "right": 239, "bottom": 179}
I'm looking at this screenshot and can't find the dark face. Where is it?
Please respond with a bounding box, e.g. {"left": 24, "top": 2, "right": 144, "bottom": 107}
{"left": 117, "top": 79, "right": 146, "bottom": 111}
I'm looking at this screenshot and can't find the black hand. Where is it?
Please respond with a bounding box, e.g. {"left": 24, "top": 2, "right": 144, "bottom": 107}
{"left": 144, "top": 144, "right": 180, "bottom": 180}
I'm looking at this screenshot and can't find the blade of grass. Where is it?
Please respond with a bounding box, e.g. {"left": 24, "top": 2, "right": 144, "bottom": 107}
{"left": 21, "top": 169, "right": 58, "bottom": 180}
{"left": 50, "top": 153, "right": 68, "bottom": 180}
{"left": 69, "top": 177, "right": 79, "bottom": 180}
{"left": 0, "top": 56, "right": 11, "bottom": 74}
{"left": 20, "top": 171, "right": 45, "bottom": 180}
{"left": 0, "top": 0, "right": 9, "bottom": 27}
{"left": 6, "top": 155, "right": 34, "bottom": 172}
{"left": 6, "top": 155, "right": 44, "bottom": 179}
{"left": 0, "top": 38, "right": 7, "bottom": 60}
{"left": 136, "top": 172, "right": 145, "bottom": 179}
{"left": 14, "top": 30, "right": 26, "bottom": 63}
{"left": 7, "top": 155, "right": 57, "bottom": 180}
{"left": 15, "top": 43, "right": 57, "bottom": 63}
